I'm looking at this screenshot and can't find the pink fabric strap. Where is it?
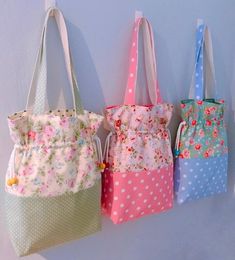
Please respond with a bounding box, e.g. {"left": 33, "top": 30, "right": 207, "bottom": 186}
{"left": 124, "top": 17, "right": 162, "bottom": 105}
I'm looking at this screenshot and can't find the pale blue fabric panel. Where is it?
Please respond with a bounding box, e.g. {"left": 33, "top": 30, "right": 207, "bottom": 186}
{"left": 175, "top": 155, "right": 228, "bottom": 204}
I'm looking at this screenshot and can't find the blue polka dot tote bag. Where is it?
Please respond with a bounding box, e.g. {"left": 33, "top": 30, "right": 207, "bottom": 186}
{"left": 174, "top": 20, "right": 228, "bottom": 204}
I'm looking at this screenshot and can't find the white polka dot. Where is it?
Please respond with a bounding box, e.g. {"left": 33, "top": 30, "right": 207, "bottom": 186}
{"left": 131, "top": 58, "right": 135, "bottom": 62}
{"left": 138, "top": 193, "right": 143, "bottom": 197}
{"left": 140, "top": 212, "right": 145, "bottom": 215}
{"left": 115, "top": 181, "right": 119, "bottom": 186}
{"left": 122, "top": 174, "right": 127, "bottom": 178}
{"left": 109, "top": 188, "right": 112, "bottom": 192}
{"left": 144, "top": 199, "right": 147, "bottom": 203}
{"left": 119, "top": 218, "right": 123, "bottom": 222}
{"left": 133, "top": 42, "right": 136, "bottom": 46}
{"left": 105, "top": 194, "right": 107, "bottom": 198}
{"left": 120, "top": 203, "right": 124, "bottom": 208}
{"left": 108, "top": 202, "right": 111, "bottom": 207}
{"left": 155, "top": 183, "right": 159, "bottom": 187}
{"left": 184, "top": 162, "right": 189, "bottom": 166}
{"left": 196, "top": 84, "right": 199, "bottom": 88}
{"left": 147, "top": 204, "right": 151, "bottom": 208}
{"left": 152, "top": 177, "right": 155, "bottom": 181}
{"left": 126, "top": 195, "right": 131, "bottom": 199}
{"left": 130, "top": 73, "right": 134, "bottom": 77}
{"left": 140, "top": 179, "right": 144, "bottom": 183}
{"left": 183, "top": 174, "right": 187, "bottom": 178}
{"left": 137, "top": 206, "right": 141, "bottom": 211}
{"left": 131, "top": 201, "right": 136, "bottom": 205}
{"left": 145, "top": 185, "right": 149, "bottom": 190}
{"left": 114, "top": 196, "right": 118, "bottom": 201}
{"left": 130, "top": 214, "right": 134, "bottom": 218}
{"left": 128, "top": 180, "right": 132, "bottom": 185}
{"left": 125, "top": 209, "right": 129, "bottom": 213}
{"left": 113, "top": 211, "right": 117, "bottom": 215}
{"left": 154, "top": 196, "right": 157, "bottom": 200}
{"left": 181, "top": 187, "right": 185, "bottom": 191}
{"left": 135, "top": 173, "right": 139, "bottom": 177}
{"left": 133, "top": 186, "right": 137, "bottom": 191}
{"left": 128, "top": 89, "right": 132, "bottom": 93}
{"left": 121, "top": 189, "right": 125, "bottom": 193}
{"left": 150, "top": 191, "right": 153, "bottom": 195}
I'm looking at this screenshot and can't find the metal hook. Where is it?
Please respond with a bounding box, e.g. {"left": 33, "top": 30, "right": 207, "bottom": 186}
{"left": 45, "top": 0, "right": 56, "bottom": 16}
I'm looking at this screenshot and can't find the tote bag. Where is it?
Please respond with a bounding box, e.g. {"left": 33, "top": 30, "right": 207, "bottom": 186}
{"left": 102, "top": 17, "right": 174, "bottom": 224}
{"left": 174, "top": 20, "right": 228, "bottom": 204}
{"left": 5, "top": 7, "right": 103, "bottom": 256}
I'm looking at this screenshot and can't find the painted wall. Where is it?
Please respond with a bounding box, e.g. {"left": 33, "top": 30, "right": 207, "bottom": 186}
{"left": 1, "top": 0, "right": 235, "bottom": 259}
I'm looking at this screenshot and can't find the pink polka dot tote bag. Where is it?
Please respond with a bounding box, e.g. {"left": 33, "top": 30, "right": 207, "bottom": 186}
{"left": 5, "top": 7, "right": 103, "bottom": 256}
{"left": 174, "top": 20, "right": 228, "bottom": 204}
{"left": 102, "top": 17, "right": 174, "bottom": 224}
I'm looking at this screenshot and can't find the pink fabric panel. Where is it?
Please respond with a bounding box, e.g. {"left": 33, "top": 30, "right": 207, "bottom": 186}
{"left": 102, "top": 165, "right": 173, "bottom": 224}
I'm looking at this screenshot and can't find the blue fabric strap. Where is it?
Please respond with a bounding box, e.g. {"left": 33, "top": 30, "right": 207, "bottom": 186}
{"left": 195, "top": 23, "right": 206, "bottom": 100}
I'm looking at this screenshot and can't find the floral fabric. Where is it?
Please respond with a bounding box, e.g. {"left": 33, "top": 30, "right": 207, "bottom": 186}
{"left": 178, "top": 99, "right": 228, "bottom": 159}
{"left": 105, "top": 104, "right": 174, "bottom": 172}
{"left": 6, "top": 109, "right": 103, "bottom": 197}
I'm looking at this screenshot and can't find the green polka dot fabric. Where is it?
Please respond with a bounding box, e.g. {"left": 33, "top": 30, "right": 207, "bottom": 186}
{"left": 5, "top": 180, "right": 101, "bottom": 257}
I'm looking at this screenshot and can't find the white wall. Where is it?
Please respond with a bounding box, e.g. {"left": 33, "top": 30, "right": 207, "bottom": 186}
{"left": 1, "top": 0, "right": 235, "bottom": 259}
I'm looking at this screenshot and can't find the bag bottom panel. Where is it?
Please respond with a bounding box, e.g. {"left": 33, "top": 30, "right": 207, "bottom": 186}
{"left": 102, "top": 166, "right": 173, "bottom": 224}
{"left": 5, "top": 180, "right": 101, "bottom": 256}
{"left": 174, "top": 155, "right": 228, "bottom": 204}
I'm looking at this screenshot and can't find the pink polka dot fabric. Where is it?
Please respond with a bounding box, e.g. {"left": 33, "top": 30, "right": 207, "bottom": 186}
{"left": 102, "top": 167, "right": 173, "bottom": 224}
{"left": 102, "top": 17, "right": 174, "bottom": 224}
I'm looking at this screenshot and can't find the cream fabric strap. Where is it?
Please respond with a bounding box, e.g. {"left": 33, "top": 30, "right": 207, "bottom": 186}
{"left": 26, "top": 7, "right": 83, "bottom": 115}
{"left": 189, "top": 19, "right": 217, "bottom": 99}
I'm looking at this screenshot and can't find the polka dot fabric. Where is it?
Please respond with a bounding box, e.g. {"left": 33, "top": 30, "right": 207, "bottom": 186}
{"left": 175, "top": 155, "right": 227, "bottom": 204}
{"left": 102, "top": 167, "right": 173, "bottom": 224}
{"left": 102, "top": 17, "right": 174, "bottom": 224}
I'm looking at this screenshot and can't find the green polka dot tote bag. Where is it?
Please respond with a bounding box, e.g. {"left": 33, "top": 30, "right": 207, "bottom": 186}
{"left": 5, "top": 7, "right": 103, "bottom": 256}
{"left": 174, "top": 20, "right": 228, "bottom": 204}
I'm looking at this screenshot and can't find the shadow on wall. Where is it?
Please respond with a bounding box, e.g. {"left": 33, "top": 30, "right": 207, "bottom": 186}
{"left": 45, "top": 18, "right": 105, "bottom": 125}
{"left": 228, "top": 54, "right": 235, "bottom": 195}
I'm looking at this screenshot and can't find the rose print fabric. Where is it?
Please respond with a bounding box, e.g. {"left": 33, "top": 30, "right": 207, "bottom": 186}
{"left": 6, "top": 110, "right": 103, "bottom": 197}
{"left": 178, "top": 99, "right": 228, "bottom": 159}
{"left": 102, "top": 17, "right": 174, "bottom": 224}
{"left": 105, "top": 104, "right": 173, "bottom": 172}
{"left": 174, "top": 21, "right": 228, "bottom": 204}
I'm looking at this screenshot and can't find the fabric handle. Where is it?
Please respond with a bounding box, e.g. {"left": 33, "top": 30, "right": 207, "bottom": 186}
{"left": 124, "top": 17, "right": 162, "bottom": 105}
{"left": 189, "top": 20, "right": 217, "bottom": 100}
{"left": 26, "top": 7, "right": 84, "bottom": 115}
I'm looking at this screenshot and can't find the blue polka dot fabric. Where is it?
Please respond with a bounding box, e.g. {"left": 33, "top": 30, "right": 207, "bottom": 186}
{"left": 174, "top": 155, "right": 228, "bottom": 204}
